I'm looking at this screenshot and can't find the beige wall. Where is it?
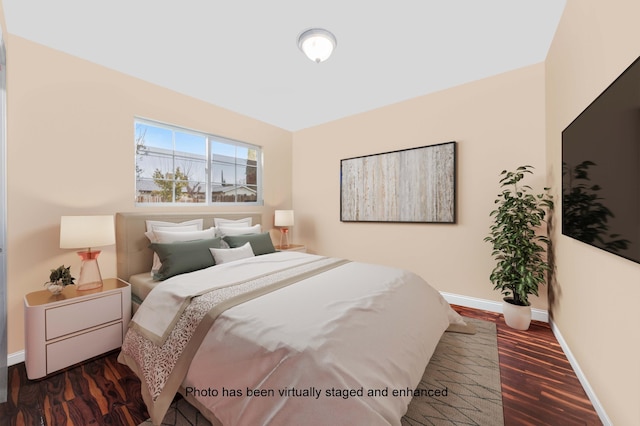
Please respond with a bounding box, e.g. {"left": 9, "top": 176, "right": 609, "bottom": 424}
{"left": 292, "top": 63, "right": 548, "bottom": 308}
{"left": 546, "top": 0, "right": 640, "bottom": 424}
{"left": 5, "top": 36, "right": 293, "bottom": 353}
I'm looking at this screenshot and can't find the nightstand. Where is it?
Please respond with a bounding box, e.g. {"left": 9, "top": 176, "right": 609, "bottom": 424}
{"left": 274, "top": 244, "right": 307, "bottom": 253}
{"left": 24, "top": 278, "right": 131, "bottom": 379}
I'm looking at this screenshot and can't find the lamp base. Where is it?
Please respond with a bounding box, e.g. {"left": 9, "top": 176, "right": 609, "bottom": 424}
{"left": 279, "top": 228, "right": 290, "bottom": 249}
{"left": 76, "top": 250, "right": 104, "bottom": 291}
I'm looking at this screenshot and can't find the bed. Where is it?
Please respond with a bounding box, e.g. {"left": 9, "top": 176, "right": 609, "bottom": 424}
{"left": 115, "top": 212, "right": 470, "bottom": 426}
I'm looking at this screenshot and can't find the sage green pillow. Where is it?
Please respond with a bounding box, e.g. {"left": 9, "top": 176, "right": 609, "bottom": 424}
{"left": 223, "top": 232, "right": 276, "bottom": 256}
{"left": 150, "top": 237, "right": 222, "bottom": 281}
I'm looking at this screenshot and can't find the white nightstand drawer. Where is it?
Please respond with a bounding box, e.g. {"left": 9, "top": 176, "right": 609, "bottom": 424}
{"left": 45, "top": 293, "right": 122, "bottom": 340}
{"left": 46, "top": 322, "right": 123, "bottom": 374}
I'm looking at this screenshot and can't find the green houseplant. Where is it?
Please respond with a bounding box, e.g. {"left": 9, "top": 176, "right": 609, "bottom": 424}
{"left": 44, "top": 265, "right": 75, "bottom": 295}
{"left": 484, "top": 165, "right": 553, "bottom": 330}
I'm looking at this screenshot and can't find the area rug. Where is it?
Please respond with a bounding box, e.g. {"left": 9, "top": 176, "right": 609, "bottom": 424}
{"left": 401, "top": 317, "right": 503, "bottom": 425}
{"left": 140, "top": 317, "right": 502, "bottom": 426}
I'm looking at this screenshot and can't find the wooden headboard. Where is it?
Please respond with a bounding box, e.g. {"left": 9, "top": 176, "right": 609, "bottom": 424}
{"left": 115, "top": 212, "right": 264, "bottom": 281}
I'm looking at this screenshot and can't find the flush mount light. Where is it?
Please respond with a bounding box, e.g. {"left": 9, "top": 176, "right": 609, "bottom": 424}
{"left": 297, "top": 28, "right": 337, "bottom": 63}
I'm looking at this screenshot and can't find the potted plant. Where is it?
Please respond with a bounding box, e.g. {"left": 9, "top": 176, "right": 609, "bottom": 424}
{"left": 484, "top": 165, "right": 553, "bottom": 330}
{"left": 44, "top": 265, "right": 76, "bottom": 295}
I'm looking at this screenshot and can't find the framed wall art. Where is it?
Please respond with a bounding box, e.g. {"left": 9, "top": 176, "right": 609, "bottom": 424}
{"left": 340, "top": 141, "right": 456, "bottom": 223}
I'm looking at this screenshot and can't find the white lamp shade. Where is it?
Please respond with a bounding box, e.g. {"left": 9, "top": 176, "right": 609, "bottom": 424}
{"left": 274, "top": 210, "right": 295, "bottom": 227}
{"left": 60, "top": 215, "right": 115, "bottom": 249}
{"left": 298, "top": 28, "right": 337, "bottom": 63}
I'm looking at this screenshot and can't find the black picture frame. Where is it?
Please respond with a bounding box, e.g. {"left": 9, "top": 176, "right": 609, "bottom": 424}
{"left": 340, "top": 141, "right": 456, "bottom": 223}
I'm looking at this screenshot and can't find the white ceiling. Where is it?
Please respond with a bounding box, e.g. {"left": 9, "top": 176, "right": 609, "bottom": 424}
{"left": 2, "top": 1, "right": 566, "bottom": 131}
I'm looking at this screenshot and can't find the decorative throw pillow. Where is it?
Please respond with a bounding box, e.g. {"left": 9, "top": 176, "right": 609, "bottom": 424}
{"left": 149, "top": 237, "right": 222, "bottom": 281}
{"left": 144, "top": 219, "right": 204, "bottom": 274}
{"left": 145, "top": 227, "right": 216, "bottom": 275}
{"left": 223, "top": 232, "right": 276, "bottom": 256}
{"left": 210, "top": 242, "right": 255, "bottom": 265}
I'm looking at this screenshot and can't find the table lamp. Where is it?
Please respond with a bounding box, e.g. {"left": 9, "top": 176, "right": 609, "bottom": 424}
{"left": 60, "top": 215, "right": 115, "bottom": 291}
{"left": 274, "top": 210, "right": 294, "bottom": 248}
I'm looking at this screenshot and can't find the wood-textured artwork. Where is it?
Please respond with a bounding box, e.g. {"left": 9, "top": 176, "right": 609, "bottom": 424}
{"left": 340, "top": 142, "right": 456, "bottom": 223}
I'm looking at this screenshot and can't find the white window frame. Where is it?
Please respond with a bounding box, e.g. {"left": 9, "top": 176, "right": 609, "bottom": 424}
{"left": 134, "top": 118, "right": 263, "bottom": 206}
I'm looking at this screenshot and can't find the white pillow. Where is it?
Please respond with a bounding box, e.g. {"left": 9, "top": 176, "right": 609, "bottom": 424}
{"left": 217, "top": 224, "right": 261, "bottom": 237}
{"left": 214, "top": 217, "right": 252, "bottom": 228}
{"left": 210, "top": 242, "right": 255, "bottom": 264}
{"left": 153, "top": 228, "right": 216, "bottom": 243}
{"left": 146, "top": 219, "right": 203, "bottom": 232}
{"left": 144, "top": 225, "right": 199, "bottom": 244}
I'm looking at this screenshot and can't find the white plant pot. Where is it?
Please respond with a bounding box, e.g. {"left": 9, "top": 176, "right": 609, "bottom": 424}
{"left": 46, "top": 283, "right": 64, "bottom": 296}
{"left": 502, "top": 298, "right": 532, "bottom": 330}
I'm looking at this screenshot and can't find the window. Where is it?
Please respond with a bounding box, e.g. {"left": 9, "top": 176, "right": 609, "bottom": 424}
{"left": 135, "top": 119, "right": 262, "bottom": 205}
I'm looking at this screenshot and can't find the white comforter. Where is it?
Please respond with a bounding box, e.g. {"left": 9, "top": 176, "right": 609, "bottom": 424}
{"left": 151, "top": 251, "right": 459, "bottom": 426}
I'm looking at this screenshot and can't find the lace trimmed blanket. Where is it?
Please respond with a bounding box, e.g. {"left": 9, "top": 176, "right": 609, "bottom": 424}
{"left": 118, "top": 256, "right": 350, "bottom": 425}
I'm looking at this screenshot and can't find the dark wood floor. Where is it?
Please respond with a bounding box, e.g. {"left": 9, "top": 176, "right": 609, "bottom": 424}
{"left": 453, "top": 305, "right": 601, "bottom": 426}
{"left": 0, "top": 350, "right": 149, "bottom": 425}
{"left": 0, "top": 305, "right": 602, "bottom": 425}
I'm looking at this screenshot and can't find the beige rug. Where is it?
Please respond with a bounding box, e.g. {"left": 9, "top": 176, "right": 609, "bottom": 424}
{"left": 402, "top": 317, "right": 503, "bottom": 425}
{"left": 141, "top": 317, "right": 502, "bottom": 426}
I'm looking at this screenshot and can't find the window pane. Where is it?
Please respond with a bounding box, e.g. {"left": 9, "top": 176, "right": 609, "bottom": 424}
{"left": 136, "top": 122, "right": 175, "bottom": 202}
{"left": 236, "top": 164, "right": 258, "bottom": 186}
{"left": 241, "top": 184, "right": 258, "bottom": 203}
{"left": 211, "top": 162, "right": 236, "bottom": 185}
{"left": 136, "top": 123, "right": 172, "bottom": 183}
{"left": 176, "top": 131, "right": 205, "bottom": 155}
{"left": 212, "top": 140, "right": 236, "bottom": 160}
{"left": 150, "top": 169, "right": 177, "bottom": 203}
{"left": 136, "top": 122, "right": 172, "bottom": 150}
{"left": 179, "top": 179, "right": 206, "bottom": 203}
{"left": 174, "top": 132, "right": 206, "bottom": 203}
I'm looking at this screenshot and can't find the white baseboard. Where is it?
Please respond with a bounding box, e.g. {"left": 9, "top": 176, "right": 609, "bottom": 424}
{"left": 549, "top": 319, "right": 612, "bottom": 426}
{"left": 8, "top": 350, "right": 24, "bottom": 366}
{"left": 440, "top": 291, "right": 549, "bottom": 322}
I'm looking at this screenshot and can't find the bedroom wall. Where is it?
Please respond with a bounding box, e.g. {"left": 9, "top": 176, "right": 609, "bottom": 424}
{"left": 292, "top": 64, "right": 548, "bottom": 309}
{"left": 5, "top": 36, "right": 293, "bottom": 354}
{"left": 545, "top": 0, "right": 640, "bottom": 423}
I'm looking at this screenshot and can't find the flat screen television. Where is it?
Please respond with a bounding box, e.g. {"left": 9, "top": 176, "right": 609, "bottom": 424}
{"left": 562, "top": 55, "right": 640, "bottom": 264}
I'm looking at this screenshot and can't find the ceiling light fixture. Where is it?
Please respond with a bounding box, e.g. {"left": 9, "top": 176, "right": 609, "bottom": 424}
{"left": 297, "top": 28, "right": 337, "bottom": 63}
